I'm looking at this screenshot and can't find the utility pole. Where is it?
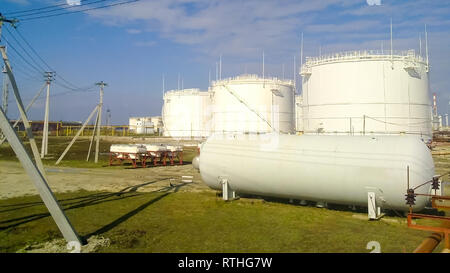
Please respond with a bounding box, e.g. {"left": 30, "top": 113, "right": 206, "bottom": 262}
{"left": 2, "top": 58, "right": 9, "bottom": 116}
{"left": 56, "top": 104, "right": 99, "bottom": 165}
{"left": 0, "top": 15, "right": 82, "bottom": 246}
{"left": 57, "top": 81, "right": 107, "bottom": 165}
{"left": 86, "top": 105, "right": 99, "bottom": 162}
{"left": 94, "top": 81, "right": 106, "bottom": 163}
{"left": 0, "top": 82, "right": 46, "bottom": 146}
{"left": 1, "top": 46, "right": 46, "bottom": 175}
{"left": 41, "top": 71, "right": 54, "bottom": 158}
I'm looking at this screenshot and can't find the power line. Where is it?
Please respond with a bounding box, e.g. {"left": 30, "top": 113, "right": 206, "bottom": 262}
{"left": 2, "top": 36, "right": 44, "bottom": 75}
{"left": 54, "top": 81, "right": 97, "bottom": 92}
{"left": 3, "top": 32, "right": 96, "bottom": 94}
{"left": 13, "top": 28, "right": 53, "bottom": 71}
{"left": 13, "top": 0, "right": 112, "bottom": 19}
{"left": 7, "top": 85, "right": 98, "bottom": 104}
{"left": 4, "top": 26, "right": 47, "bottom": 72}
{"left": 3, "top": 0, "right": 105, "bottom": 16}
{"left": 4, "top": 49, "right": 40, "bottom": 77}
{"left": 1, "top": 13, "right": 106, "bottom": 100}
{"left": 17, "top": 0, "right": 141, "bottom": 22}
{"left": 13, "top": 26, "right": 89, "bottom": 91}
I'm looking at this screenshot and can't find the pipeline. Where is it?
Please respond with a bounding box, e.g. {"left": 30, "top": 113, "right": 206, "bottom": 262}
{"left": 413, "top": 221, "right": 450, "bottom": 253}
{"left": 413, "top": 233, "right": 444, "bottom": 253}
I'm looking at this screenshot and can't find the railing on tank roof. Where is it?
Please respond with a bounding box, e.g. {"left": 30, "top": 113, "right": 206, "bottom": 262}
{"left": 302, "top": 49, "right": 425, "bottom": 68}
{"left": 212, "top": 74, "right": 294, "bottom": 86}
{"left": 163, "top": 88, "right": 211, "bottom": 98}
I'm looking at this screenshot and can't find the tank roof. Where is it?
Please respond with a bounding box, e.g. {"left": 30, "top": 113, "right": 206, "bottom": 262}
{"left": 212, "top": 74, "right": 294, "bottom": 87}
{"left": 164, "top": 88, "right": 210, "bottom": 97}
{"left": 302, "top": 49, "right": 427, "bottom": 69}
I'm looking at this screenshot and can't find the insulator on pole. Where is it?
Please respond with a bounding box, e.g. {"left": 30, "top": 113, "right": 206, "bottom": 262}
{"left": 405, "top": 189, "right": 416, "bottom": 206}
{"left": 431, "top": 176, "right": 440, "bottom": 191}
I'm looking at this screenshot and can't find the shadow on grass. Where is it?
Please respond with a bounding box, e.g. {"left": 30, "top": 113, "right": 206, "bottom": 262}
{"left": 83, "top": 182, "right": 188, "bottom": 240}
{"left": 0, "top": 179, "right": 188, "bottom": 232}
{"left": 0, "top": 178, "right": 170, "bottom": 213}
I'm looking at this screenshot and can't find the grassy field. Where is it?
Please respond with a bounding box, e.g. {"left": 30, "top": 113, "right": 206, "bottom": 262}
{"left": 0, "top": 190, "right": 438, "bottom": 253}
{"left": 0, "top": 136, "right": 198, "bottom": 168}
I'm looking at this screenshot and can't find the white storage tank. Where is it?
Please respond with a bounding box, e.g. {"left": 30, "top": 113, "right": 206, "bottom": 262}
{"left": 211, "top": 74, "right": 295, "bottom": 134}
{"left": 295, "top": 95, "right": 303, "bottom": 132}
{"left": 162, "top": 89, "right": 212, "bottom": 138}
{"left": 198, "top": 134, "right": 435, "bottom": 211}
{"left": 300, "top": 50, "right": 432, "bottom": 140}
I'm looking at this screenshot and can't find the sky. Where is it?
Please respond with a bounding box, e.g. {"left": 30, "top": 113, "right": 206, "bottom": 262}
{"left": 1, "top": 0, "right": 449, "bottom": 125}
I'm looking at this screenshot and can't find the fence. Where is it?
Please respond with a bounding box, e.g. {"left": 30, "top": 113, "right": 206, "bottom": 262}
{"left": 11, "top": 124, "right": 161, "bottom": 138}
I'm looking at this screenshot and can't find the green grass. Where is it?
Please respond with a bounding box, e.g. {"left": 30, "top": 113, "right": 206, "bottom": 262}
{"left": 0, "top": 137, "right": 447, "bottom": 252}
{"left": 0, "top": 136, "right": 197, "bottom": 169}
{"left": 0, "top": 190, "right": 435, "bottom": 253}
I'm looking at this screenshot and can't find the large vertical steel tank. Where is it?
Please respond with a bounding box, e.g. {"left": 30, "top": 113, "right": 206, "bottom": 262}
{"left": 162, "top": 89, "right": 212, "bottom": 138}
{"left": 211, "top": 74, "right": 295, "bottom": 134}
{"left": 295, "top": 95, "right": 303, "bottom": 132}
{"left": 301, "top": 50, "right": 432, "bottom": 140}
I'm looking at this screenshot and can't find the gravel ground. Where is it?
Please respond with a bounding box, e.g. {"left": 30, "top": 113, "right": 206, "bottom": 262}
{"left": 0, "top": 161, "right": 210, "bottom": 200}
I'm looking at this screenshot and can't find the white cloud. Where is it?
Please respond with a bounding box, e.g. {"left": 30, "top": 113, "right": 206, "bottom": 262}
{"left": 134, "top": 41, "right": 156, "bottom": 47}
{"left": 366, "top": 0, "right": 381, "bottom": 6}
{"left": 86, "top": 0, "right": 354, "bottom": 57}
{"left": 66, "top": 0, "right": 81, "bottom": 6}
{"left": 83, "top": 0, "right": 449, "bottom": 113}
{"left": 126, "top": 28, "right": 142, "bottom": 34}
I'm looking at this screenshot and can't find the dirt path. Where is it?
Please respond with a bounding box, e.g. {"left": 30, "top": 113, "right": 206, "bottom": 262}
{"left": 0, "top": 161, "right": 210, "bottom": 199}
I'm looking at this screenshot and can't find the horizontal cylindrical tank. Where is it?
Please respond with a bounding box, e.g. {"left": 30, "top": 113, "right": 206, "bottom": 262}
{"left": 211, "top": 74, "right": 295, "bottom": 134}
{"left": 301, "top": 50, "right": 432, "bottom": 140}
{"left": 199, "top": 134, "right": 434, "bottom": 211}
{"left": 162, "top": 89, "right": 212, "bottom": 138}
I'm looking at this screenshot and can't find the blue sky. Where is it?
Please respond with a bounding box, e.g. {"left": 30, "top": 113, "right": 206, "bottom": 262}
{"left": 1, "top": 0, "right": 450, "bottom": 124}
